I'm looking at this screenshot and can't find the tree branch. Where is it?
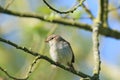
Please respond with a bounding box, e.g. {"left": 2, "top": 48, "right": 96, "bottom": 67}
{"left": 0, "top": 6, "right": 120, "bottom": 39}
{"left": 0, "top": 37, "right": 92, "bottom": 79}
{"left": 42, "top": 0, "right": 85, "bottom": 14}
{"left": 103, "top": 0, "right": 108, "bottom": 28}
{"left": 92, "top": 21, "right": 101, "bottom": 80}
{"left": 98, "top": 0, "right": 108, "bottom": 28}
{"left": 98, "top": 0, "right": 104, "bottom": 24}
{"left": 91, "top": 0, "right": 108, "bottom": 79}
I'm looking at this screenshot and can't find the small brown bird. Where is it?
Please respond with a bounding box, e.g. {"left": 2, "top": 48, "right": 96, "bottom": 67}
{"left": 45, "top": 34, "right": 75, "bottom": 70}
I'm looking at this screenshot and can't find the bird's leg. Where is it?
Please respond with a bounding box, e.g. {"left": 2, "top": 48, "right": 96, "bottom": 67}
{"left": 67, "top": 63, "right": 75, "bottom": 71}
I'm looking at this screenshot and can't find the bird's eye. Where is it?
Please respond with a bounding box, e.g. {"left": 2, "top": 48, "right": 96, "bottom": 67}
{"left": 51, "top": 37, "right": 54, "bottom": 40}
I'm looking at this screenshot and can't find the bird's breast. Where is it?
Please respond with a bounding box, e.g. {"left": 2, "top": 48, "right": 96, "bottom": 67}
{"left": 49, "top": 42, "right": 72, "bottom": 65}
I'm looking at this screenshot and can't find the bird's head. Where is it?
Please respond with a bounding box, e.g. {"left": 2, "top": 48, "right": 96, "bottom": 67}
{"left": 45, "top": 34, "right": 64, "bottom": 45}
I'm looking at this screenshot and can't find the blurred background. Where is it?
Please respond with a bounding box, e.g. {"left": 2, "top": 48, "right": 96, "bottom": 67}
{"left": 0, "top": 0, "right": 120, "bottom": 80}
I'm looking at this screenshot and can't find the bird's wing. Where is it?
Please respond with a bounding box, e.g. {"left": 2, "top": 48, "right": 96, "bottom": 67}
{"left": 65, "top": 41, "right": 75, "bottom": 63}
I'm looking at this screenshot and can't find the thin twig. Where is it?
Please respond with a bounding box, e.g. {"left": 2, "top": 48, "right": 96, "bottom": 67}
{"left": 81, "top": 4, "right": 95, "bottom": 20}
{"left": 27, "top": 55, "right": 41, "bottom": 76}
{"left": 4, "top": 0, "right": 15, "bottom": 9}
{"left": 0, "top": 37, "right": 92, "bottom": 79}
{"left": 0, "top": 66, "right": 28, "bottom": 80}
{"left": 43, "top": 0, "right": 85, "bottom": 14}
{"left": 108, "top": 6, "right": 120, "bottom": 12}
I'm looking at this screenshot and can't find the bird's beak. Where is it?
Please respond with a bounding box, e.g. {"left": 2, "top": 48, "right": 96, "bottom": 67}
{"left": 45, "top": 39, "right": 48, "bottom": 43}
